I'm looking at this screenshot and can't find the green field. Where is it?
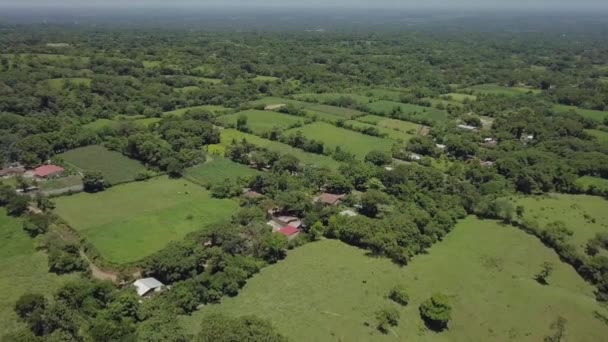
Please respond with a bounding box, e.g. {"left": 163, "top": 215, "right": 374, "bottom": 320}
{"left": 554, "top": 104, "right": 608, "bottom": 122}
{"left": 174, "top": 86, "right": 201, "bottom": 93}
{"left": 46, "top": 77, "right": 91, "bottom": 90}
{"left": 462, "top": 84, "right": 541, "bottom": 96}
{"left": 248, "top": 96, "right": 309, "bottom": 108}
{"left": 53, "top": 177, "right": 238, "bottom": 264}
{"left": 293, "top": 93, "right": 372, "bottom": 105}
{"left": 83, "top": 118, "right": 118, "bottom": 132}
{"left": 366, "top": 101, "right": 448, "bottom": 123}
{"left": 284, "top": 122, "right": 394, "bottom": 159}
{"left": 163, "top": 105, "right": 232, "bottom": 117}
{"left": 253, "top": 75, "right": 280, "bottom": 82}
{"left": 515, "top": 194, "right": 608, "bottom": 255}
{"left": 306, "top": 104, "right": 364, "bottom": 119}
{"left": 57, "top": 145, "right": 148, "bottom": 185}
{"left": 132, "top": 117, "right": 161, "bottom": 127}
{"left": 182, "top": 217, "right": 608, "bottom": 341}
{"left": 360, "top": 88, "right": 407, "bottom": 101}
{"left": 209, "top": 129, "right": 342, "bottom": 170}
{"left": 216, "top": 110, "right": 304, "bottom": 135}
{"left": 423, "top": 97, "right": 464, "bottom": 109}
{"left": 0, "top": 210, "right": 78, "bottom": 336}
{"left": 39, "top": 175, "right": 83, "bottom": 191}
{"left": 304, "top": 109, "right": 345, "bottom": 123}
{"left": 440, "top": 93, "right": 478, "bottom": 102}
{"left": 576, "top": 176, "right": 608, "bottom": 192}
{"left": 587, "top": 129, "right": 608, "bottom": 142}
{"left": 142, "top": 60, "right": 161, "bottom": 68}
{"left": 357, "top": 115, "right": 421, "bottom": 134}
{"left": 344, "top": 120, "right": 414, "bottom": 141}
{"left": 184, "top": 158, "right": 259, "bottom": 186}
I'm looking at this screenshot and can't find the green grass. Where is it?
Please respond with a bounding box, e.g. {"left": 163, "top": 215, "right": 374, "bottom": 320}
{"left": 366, "top": 101, "right": 448, "bottom": 123}
{"left": 515, "top": 194, "right": 608, "bottom": 255}
{"left": 0, "top": 209, "right": 78, "bottom": 336}
{"left": 193, "top": 64, "right": 216, "bottom": 76}
{"left": 142, "top": 60, "right": 161, "bottom": 68}
{"left": 57, "top": 145, "right": 148, "bottom": 185}
{"left": 39, "top": 175, "right": 83, "bottom": 191}
{"left": 586, "top": 129, "right": 608, "bottom": 142}
{"left": 46, "top": 77, "right": 91, "bottom": 91}
{"left": 344, "top": 120, "right": 413, "bottom": 141}
{"left": 576, "top": 176, "right": 608, "bottom": 192}
{"left": 293, "top": 93, "right": 371, "bottom": 105}
{"left": 304, "top": 110, "right": 345, "bottom": 123}
{"left": 163, "top": 105, "right": 232, "bottom": 117}
{"left": 359, "top": 88, "right": 407, "bottom": 101}
{"left": 174, "top": 86, "right": 201, "bottom": 93}
{"left": 554, "top": 104, "right": 608, "bottom": 122}
{"left": 209, "top": 129, "right": 341, "bottom": 170}
{"left": 440, "top": 93, "right": 478, "bottom": 102}
{"left": 53, "top": 177, "right": 238, "bottom": 264}
{"left": 306, "top": 104, "right": 364, "bottom": 119}
{"left": 357, "top": 115, "right": 421, "bottom": 134}
{"left": 83, "top": 118, "right": 118, "bottom": 132}
{"left": 197, "top": 77, "right": 222, "bottom": 84}
{"left": 248, "top": 96, "right": 310, "bottom": 108}
{"left": 132, "top": 117, "right": 162, "bottom": 127}
{"left": 181, "top": 217, "right": 608, "bottom": 341}
{"left": 284, "top": 122, "right": 394, "bottom": 159}
{"left": 253, "top": 75, "right": 280, "bottom": 82}
{"left": 184, "top": 158, "right": 259, "bottom": 186}
{"left": 216, "top": 110, "right": 304, "bottom": 135}
{"left": 462, "top": 84, "right": 541, "bottom": 96}
{"left": 423, "top": 97, "right": 464, "bottom": 109}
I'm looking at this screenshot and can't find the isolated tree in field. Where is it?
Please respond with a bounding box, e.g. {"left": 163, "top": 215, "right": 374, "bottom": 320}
{"left": 82, "top": 171, "right": 106, "bottom": 193}
{"left": 388, "top": 285, "right": 409, "bottom": 306}
{"left": 375, "top": 307, "right": 400, "bottom": 334}
{"left": 236, "top": 114, "right": 249, "bottom": 132}
{"left": 419, "top": 293, "right": 452, "bottom": 331}
{"left": 535, "top": 261, "right": 554, "bottom": 285}
{"left": 544, "top": 316, "right": 567, "bottom": 342}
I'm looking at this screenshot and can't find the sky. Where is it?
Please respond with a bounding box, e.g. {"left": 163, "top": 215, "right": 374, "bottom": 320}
{"left": 1, "top": 0, "right": 608, "bottom": 11}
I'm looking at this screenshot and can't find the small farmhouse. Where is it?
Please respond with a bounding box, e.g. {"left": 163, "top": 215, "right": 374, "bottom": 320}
{"left": 133, "top": 277, "right": 165, "bottom": 297}
{"left": 315, "top": 193, "right": 345, "bottom": 206}
{"left": 32, "top": 165, "right": 65, "bottom": 179}
{"left": 277, "top": 225, "right": 300, "bottom": 240}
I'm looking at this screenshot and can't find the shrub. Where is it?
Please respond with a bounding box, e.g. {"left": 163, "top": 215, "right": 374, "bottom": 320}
{"left": 375, "top": 307, "right": 400, "bottom": 334}
{"left": 388, "top": 285, "right": 409, "bottom": 306}
{"left": 419, "top": 293, "right": 452, "bottom": 331}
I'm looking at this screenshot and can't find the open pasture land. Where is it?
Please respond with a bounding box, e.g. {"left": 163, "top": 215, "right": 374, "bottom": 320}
{"left": 586, "top": 129, "right": 608, "bottom": 142}
{"left": 216, "top": 110, "right": 304, "bottom": 135}
{"left": 182, "top": 217, "right": 608, "bottom": 341}
{"left": 184, "top": 157, "right": 259, "bottom": 186}
{"left": 303, "top": 109, "right": 345, "bottom": 123}
{"left": 0, "top": 210, "right": 78, "bottom": 336}
{"left": 357, "top": 114, "right": 422, "bottom": 134}
{"left": 174, "top": 86, "right": 201, "bottom": 93}
{"left": 46, "top": 77, "right": 91, "bottom": 90}
{"left": 440, "top": 93, "right": 478, "bottom": 102}
{"left": 39, "top": 175, "right": 83, "bottom": 191}
{"left": 292, "top": 92, "right": 372, "bottom": 105}
{"left": 554, "top": 104, "right": 608, "bottom": 122}
{"left": 163, "top": 105, "right": 232, "bottom": 117}
{"left": 423, "top": 97, "right": 464, "bottom": 109}
{"left": 53, "top": 177, "right": 237, "bottom": 264}
{"left": 461, "top": 84, "right": 541, "bottom": 96}
{"left": 366, "top": 100, "right": 448, "bottom": 123}
{"left": 83, "top": 118, "right": 118, "bottom": 132}
{"left": 210, "top": 129, "right": 342, "bottom": 170}
{"left": 248, "top": 96, "right": 309, "bottom": 108}
{"left": 359, "top": 88, "right": 407, "bottom": 101}
{"left": 515, "top": 194, "right": 608, "bottom": 255}
{"left": 284, "top": 122, "right": 394, "bottom": 159}
{"left": 344, "top": 120, "right": 414, "bottom": 142}
{"left": 305, "top": 104, "right": 364, "bottom": 119}
{"left": 132, "top": 117, "right": 161, "bottom": 127}
{"left": 253, "top": 75, "right": 280, "bottom": 82}
{"left": 57, "top": 145, "right": 148, "bottom": 185}
{"left": 576, "top": 176, "right": 608, "bottom": 193}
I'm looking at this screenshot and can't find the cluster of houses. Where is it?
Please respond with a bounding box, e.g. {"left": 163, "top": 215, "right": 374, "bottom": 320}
{"left": 0, "top": 163, "right": 65, "bottom": 181}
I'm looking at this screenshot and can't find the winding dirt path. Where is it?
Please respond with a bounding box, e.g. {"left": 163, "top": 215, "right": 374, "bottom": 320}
{"left": 79, "top": 250, "right": 117, "bottom": 282}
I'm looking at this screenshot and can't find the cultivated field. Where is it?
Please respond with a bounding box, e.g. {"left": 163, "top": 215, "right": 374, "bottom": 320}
{"left": 57, "top": 145, "right": 148, "bottom": 185}
{"left": 293, "top": 93, "right": 372, "bottom": 104}
{"left": 163, "top": 105, "right": 232, "bottom": 117}
{"left": 0, "top": 210, "right": 78, "bottom": 336}
{"left": 53, "top": 177, "right": 237, "bottom": 264}
{"left": 252, "top": 75, "right": 280, "bottom": 82}
{"left": 306, "top": 104, "right": 364, "bottom": 119}
{"left": 304, "top": 109, "right": 345, "bottom": 123}
{"left": 357, "top": 114, "right": 421, "bottom": 134}
{"left": 182, "top": 217, "right": 608, "bottom": 341}
{"left": 344, "top": 120, "right": 413, "bottom": 141}
{"left": 248, "top": 96, "right": 309, "bottom": 108}
{"left": 554, "top": 104, "right": 608, "bottom": 122}
{"left": 440, "top": 93, "right": 478, "bottom": 102}
{"left": 284, "top": 122, "right": 394, "bottom": 159}
{"left": 461, "top": 84, "right": 541, "bottom": 96}
{"left": 216, "top": 110, "right": 304, "bottom": 135}
{"left": 184, "top": 157, "right": 260, "bottom": 186}
{"left": 209, "top": 129, "right": 342, "bottom": 169}
{"left": 366, "top": 100, "right": 448, "bottom": 123}
{"left": 515, "top": 194, "right": 608, "bottom": 255}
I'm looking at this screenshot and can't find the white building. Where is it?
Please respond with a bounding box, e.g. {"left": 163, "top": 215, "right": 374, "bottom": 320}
{"left": 133, "top": 277, "right": 165, "bottom": 297}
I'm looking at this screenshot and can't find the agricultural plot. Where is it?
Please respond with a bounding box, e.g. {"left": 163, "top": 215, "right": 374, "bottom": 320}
{"left": 305, "top": 104, "right": 364, "bottom": 119}
{"left": 209, "top": 129, "right": 342, "bottom": 170}
{"left": 38, "top": 175, "right": 83, "bottom": 191}
{"left": 46, "top": 77, "right": 91, "bottom": 90}
{"left": 554, "top": 104, "right": 608, "bottom": 122}
{"left": 163, "top": 105, "right": 232, "bottom": 117}
{"left": 440, "top": 93, "right": 478, "bottom": 102}
{"left": 0, "top": 210, "right": 78, "bottom": 336}
{"left": 248, "top": 96, "right": 309, "bottom": 108}
{"left": 344, "top": 120, "right": 413, "bottom": 141}
{"left": 461, "top": 84, "right": 541, "bottom": 96}
{"left": 366, "top": 100, "right": 448, "bottom": 124}
{"left": 303, "top": 109, "right": 344, "bottom": 123}
{"left": 53, "top": 177, "right": 238, "bottom": 264}
{"left": 576, "top": 176, "right": 608, "bottom": 193}
{"left": 252, "top": 75, "right": 280, "bottom": 82}
{"left": 182, "top": 217, "right": 608, "bottom": 341}
{"left": 293, "top": 93, "right": 372, "bottom": 105}
{"left": 57, "top": 145, "right": 148, "bottom": 185}
{"left": 423, "top": 97, "right": 464, "bottom": 109}
{"left": 515, "top": 194, "right": 608, "bottom": 255}
{"left": 359, "top": 88, "right": 407, "bottom": 101}
{"left": 184, "top": 157, "right": 260, "bottom": 186}
{"left": 216, "top": 110, "right": 304, "bottom": 135}
{"left": 284, "top": 122, "right": 394, "bottom": 159}
{"left": 356, "top": 115, "right": 421, "bottom": 134}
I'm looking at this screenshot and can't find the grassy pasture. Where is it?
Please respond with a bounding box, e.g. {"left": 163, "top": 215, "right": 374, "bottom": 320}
{"left": 53, "top": 177, "right": 237, "bottom": 264}
{"left": 306, "top": 104, "right": 364, "bottom": 119}
{"left": 366, "top": 101, "right": 448, "bottom": 124}
{"left": 174, "top": 86, "right": 201, "bottom": 93}
{"left": 39, "top": 175, "right": 83, "bottom": 191}
{"left": 132, "top": 117, "right": 162, "bottom": 127}
{"left": 46, "top": 77, "right": 91, "bottom": 90}
{"left": 83, "top": 118, "right": 118, "bottom": 132}
{"left": 163, "top": 105, "right": 232, "bottom": 117}
{"left": 304, "top": 109, "right": 345, "bottom": 123}
{"left": 576, "top": 176, "right": 608, "bottom": 193}
{"left": 357, "top": 114, "right": 421, "bottom": 134}
{"left": 248, "top": 96, "right": 309, "bottom": 108}
{"left": 209, "top": 129, "right": 341, "bottom": 169}
{"left": 293, "top": 92, "right": 372, "bottom": 104}
{"left": 554, "top": 104, "right": 608, "bottom": 122}
{"left": 0, "top": 210, "right": 78, "bottom": 336}
{"left": 344, "top": 120, "right": 413, "bottom": 141}
{"left": 515, "top": 194, "right": 608, "bottom": 255}
{"left": 184, "top": 158, "right": 259, "bottom": 186}
{"left": 440, "top": 93, "right": 478, "bottom": 102}
{"left": 182, "top": 217, "right": 608, "bottom": 341}
{"left": 359, "top": 88, "right": 406, "bottom": 101}
{"left": 423, "top": 97, "right": 464, "bottom": 109}
{"left": 586, "top": 129, "right": 608, "bottom": 142}
{"left": 216, "top": 110, "right": 304, "bottom": 135}
{"left": 252, "top": 75, "right": 280, "bottom": 82}
{"left": 462, "top": 84, "right": 541, "bottom": 96}
{"left": 57, "top": 145, "right": 147, "bottom": 185}
{"left": 284, "top": 122, "right": 394, "bottom": 159}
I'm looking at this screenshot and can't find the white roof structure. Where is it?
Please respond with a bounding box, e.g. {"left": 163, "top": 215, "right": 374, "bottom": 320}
{"left": 339, "top": 209, "right": 359, "bottom": 217}
{"left": 457, "top": 124, "right": 477, "bottom": 131}
{"left": 133, "top": 277, "right": 164, "bottom": 297}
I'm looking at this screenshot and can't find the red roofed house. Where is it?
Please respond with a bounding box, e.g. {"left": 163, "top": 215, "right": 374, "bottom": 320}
{"left": 277, "top": 225, "right": 300, "bottom": 240}
{"left": 33, "top": 165, "right": 65, "bottom": 179}
{"left": 315, "top": 193, "right": 346, "bottom": 206}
